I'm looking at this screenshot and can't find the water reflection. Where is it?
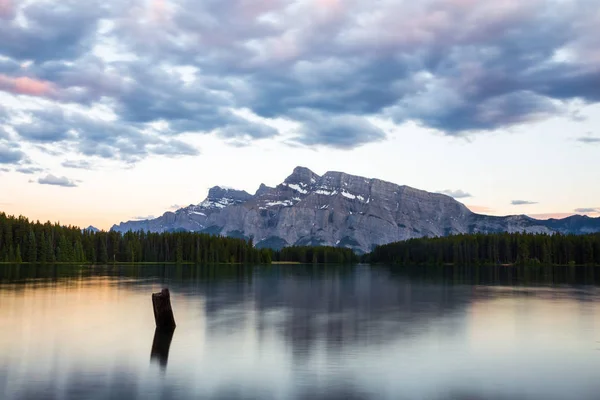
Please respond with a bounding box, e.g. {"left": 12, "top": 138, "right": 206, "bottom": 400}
{"left": 150, "top": 328, "right": 175, "bottom": 369}
{"left": 1, "top": 264, "right": 600, "bottom": 399}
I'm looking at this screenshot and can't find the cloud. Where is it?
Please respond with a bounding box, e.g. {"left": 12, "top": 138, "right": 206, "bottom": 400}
{"left": 0, "top": 74, "right": 56, "bottom": 97}
{"left": 11, "top": 107, "right": 200, "bottom": 162}
{"left": 0, "top": 1, "right": 111, "bottom": 62}
{"left": 132, "top": 215, "right": 155, "bottom": 220}
{"left": 438, "top": 189, "right": 472, "bottom": 199}
{"left": 0, "top": 0, "right": 14, "bottom": 20}
{"left": 511, "top": 200, "right": 538, "bottom": 205}
{"left": 149, "top": 139, "right": 199, "bottom": 157}
{"left": 217, "top": 120, "right": 279, "bottom": 140}
{"left": 38, "top": 174, "right": 78, "bottom": 187}
{"left": 291, "top": 111, "right": 386, "bottom": 149}
{"left": 574, "top": 207, "right": 600, "bottom": 213}
{"left": 16, "top": 166, "right": 44, "bottom": 174}
{"left": 0, "top": 0, "right": 599, "bottom": 159}
{"left": 576, "top": 136, "right": 600, "bottom": 144}
{"left": 62, "top": 159, "right": 94, "bottom": 170}
{"left": 0, "top": 142, "right": 25, "bottom": 164}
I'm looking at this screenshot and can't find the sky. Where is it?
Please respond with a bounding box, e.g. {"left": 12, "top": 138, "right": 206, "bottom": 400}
{"left": 0, "top": 0, "right": 599, "bottom": 230}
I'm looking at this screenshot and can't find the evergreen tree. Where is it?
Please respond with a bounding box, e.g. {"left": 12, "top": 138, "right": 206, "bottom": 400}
{"left": 15, "top": 244, "right": 22, "bottom": 264}
{"left": 176, "top": 236, "right": 183, "bottom": 264}
{"left": 8, "top": 244, "right": 15, "bottom": 262}
{"left": 99, "top": 240, "right": 108, "bottom": 264}
{"left": 38, "top": 231, "right": 47, "bottom": 263}
{"left": 367, "top": 232, "right": 600, "bottom": 267}
{"left": 26, "top": 229, "right": 37, "bottom": 263}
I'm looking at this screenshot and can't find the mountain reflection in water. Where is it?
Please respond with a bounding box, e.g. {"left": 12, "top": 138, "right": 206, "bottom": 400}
{"left": 1, "top": 264, "right": 600, "bottom": 400}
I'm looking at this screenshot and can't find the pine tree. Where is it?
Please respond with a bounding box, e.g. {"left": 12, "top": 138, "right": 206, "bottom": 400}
{"left": 99, "top": 240, "right": 108, "bottom": 264}
{"left": 27, "top": 229, "right": 37, "bottom": 263}
{"left": 8, "top": 244, "right": 15, "bottom": 262}
{"left": 38, "top": 232, "right": 47, "bottom": 263}
{"left": 541, "top": 239, "right": 551, "bottom": 265}
{"left": 15, "top": 244, "right": 22, "bottom": 264}
{"left": 176, "top": 236, "right": 183, "bottom": 264}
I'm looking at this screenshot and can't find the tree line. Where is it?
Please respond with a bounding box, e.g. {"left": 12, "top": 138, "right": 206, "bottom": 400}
{"left": 273, "top": 245, "right": 359, "bottom": 264}
{"left": 366, "top": 232, "right": 600, "bottom": 266}
{"left": 0, "top": 212, "right": 359, "bottom": 265}
{"left": 0, "top": 213, "right": 271, "bottom": 264}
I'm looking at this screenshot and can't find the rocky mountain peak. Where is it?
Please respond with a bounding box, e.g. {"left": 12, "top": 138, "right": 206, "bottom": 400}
{"left": 284, "top": 166, "right": 320, "bottom": 186}
{"left": 255, "top": 183, "right": 274, "bottom": 196}
{"left": 199, "top": 186, "right": 252, "bottom": 209}
{"left": 111, "top": 167, "right": 600, "bottom": 252}
{"left": 206, "top": 186, "right": 248, "bottom": 199}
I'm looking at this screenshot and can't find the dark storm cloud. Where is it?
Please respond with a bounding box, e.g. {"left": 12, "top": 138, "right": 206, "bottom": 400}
{"left": 511, "top": 200, "right": 538, "bottom": 205}
{"left": 38, "top": 174, "right": 78, "bottom": 187}
{"left": 0, "top": 0, "right": 599, "bottom": 155}
{"left": 438, "top": 190, "right": 472, "bottom": 199}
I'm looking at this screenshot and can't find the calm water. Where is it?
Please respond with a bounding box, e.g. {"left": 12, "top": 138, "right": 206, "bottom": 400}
{"left": 1, "top": 264, "right": 600, "bottom": 400}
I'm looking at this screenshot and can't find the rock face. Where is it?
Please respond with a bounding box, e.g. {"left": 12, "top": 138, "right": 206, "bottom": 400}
{"left": 111, "top": 166, "right": 600, "bottom": 253}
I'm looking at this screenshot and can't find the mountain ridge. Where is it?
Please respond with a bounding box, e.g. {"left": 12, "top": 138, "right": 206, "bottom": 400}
{"left": 111, "top": 166, "right": 600, "bottom": 253}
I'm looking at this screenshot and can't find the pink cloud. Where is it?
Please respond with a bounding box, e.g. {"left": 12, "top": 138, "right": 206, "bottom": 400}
{"left": 149, "top": 0, "right": 172, "bottom": 23}
{"left": 0, "top": 0, "right": 13, "bottom": 19}
{"left": 314, "top": 0, "right": 342, "bottom": 12}
{"left": 0, "top": 74, "right": 56, "bottom": 97}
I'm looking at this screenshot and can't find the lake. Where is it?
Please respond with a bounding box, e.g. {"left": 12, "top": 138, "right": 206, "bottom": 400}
{"left": 1, "top": 264, "right": 600, "bottom": 400}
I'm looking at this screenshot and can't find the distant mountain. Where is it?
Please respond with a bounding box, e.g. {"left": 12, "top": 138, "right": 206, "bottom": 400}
{"left": 111, "top": 166, "right": 600, "bottom": 253}
{"left": 83, "top": 225, "right": 100, "bottom": 233}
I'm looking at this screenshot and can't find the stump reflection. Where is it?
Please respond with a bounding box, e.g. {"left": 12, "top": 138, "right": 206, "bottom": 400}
{"left": 150, "top": 327, "right": 175, "bottom": 369}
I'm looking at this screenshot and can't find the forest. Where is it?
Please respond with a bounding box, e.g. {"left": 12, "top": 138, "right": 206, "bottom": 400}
{"left": 366, "top": 232, "right": 600, "bottom": 266}
{"left": 0, "top": 212, "right": 357, "bottom": 265}
{"left": 6, "top": 211, "right": 600, "bottom": 267}
{"left": 0, "top": 212, "right": 270, "bottom": 264}
{"left": 273, "top": 245, "right": 359, "bottom": 264}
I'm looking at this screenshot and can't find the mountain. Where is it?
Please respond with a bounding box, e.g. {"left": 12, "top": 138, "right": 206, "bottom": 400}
{"left": 111, "top": 166, "right": 600, "bottom": 253}
{"left": 83, "top": 225, "right": 100, "bottom": 233}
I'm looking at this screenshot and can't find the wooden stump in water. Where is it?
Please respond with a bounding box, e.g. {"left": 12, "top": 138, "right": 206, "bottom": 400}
{"left": 152, "top": 288, "right": 176, "bottom": 328}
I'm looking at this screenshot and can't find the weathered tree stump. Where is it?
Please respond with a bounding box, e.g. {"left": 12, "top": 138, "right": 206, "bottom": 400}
{"left": 152, "top": 288, "right": 176, "bottom": 328}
